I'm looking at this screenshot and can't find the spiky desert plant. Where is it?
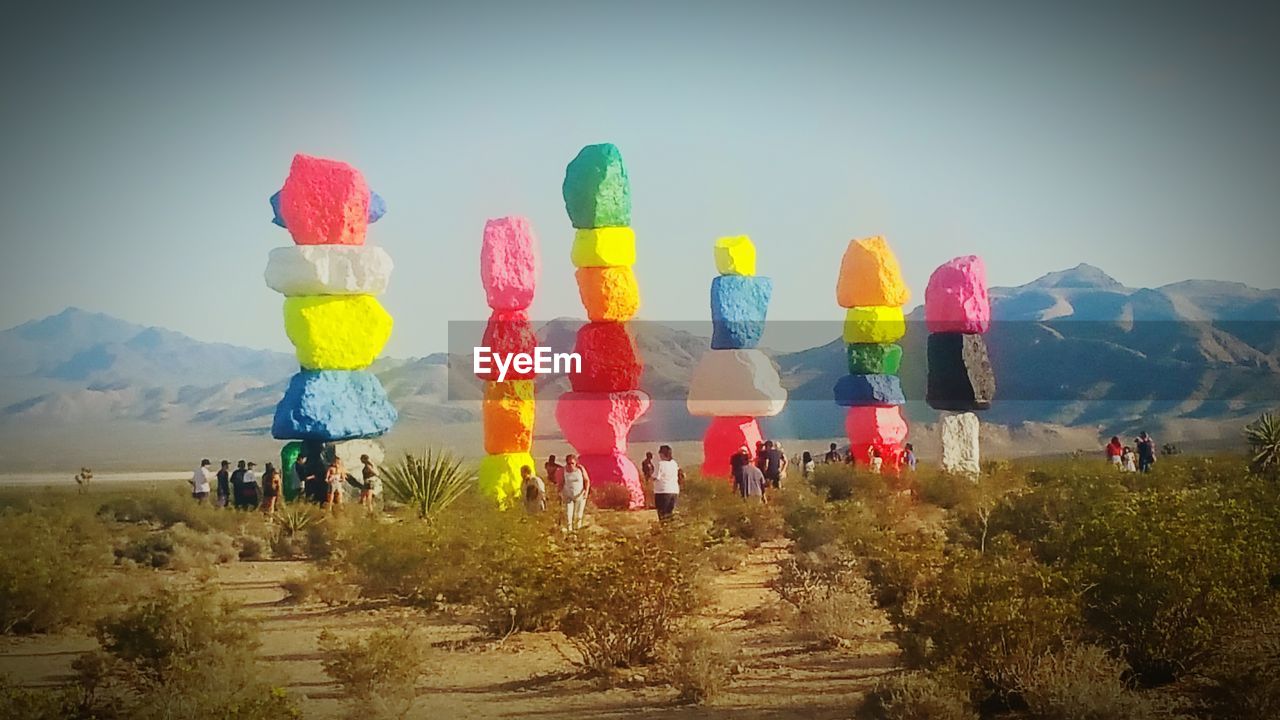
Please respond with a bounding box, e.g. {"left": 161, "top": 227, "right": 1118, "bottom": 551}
{"left": 1245, "top": 412, "right": 1280, "bottom": 475}
{"left": 381, "top": 448, "right": 475, "bottom": 519}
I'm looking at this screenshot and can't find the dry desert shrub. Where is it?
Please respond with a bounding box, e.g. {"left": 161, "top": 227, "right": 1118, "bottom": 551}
{"left": 1013, "top": 643, "right": 1156, "bottom": 720}
{"left": 860, "top": 670, "right": 977, "bottom": 720}
{"left": 319, "top": 625, "right": 432, "bottom": 719}
{"left": 0, "top": 507, "right": 112, "bottom": 634}
{"left": 665, "top": 626, "right": 735, "bottom": 704}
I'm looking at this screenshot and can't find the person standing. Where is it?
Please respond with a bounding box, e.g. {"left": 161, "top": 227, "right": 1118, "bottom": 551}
{"left": 762, "top": 440, "right": 783, "bottom": 489}
{"left": 869, "top": 447, "right": 884, "bottom": 474}
{"left": 189, "top": 459, "right": 214, "bottom": 503}
{"left": 741, "top": 459, "right": 768, "bottom": 504}
{"left": 261, "top": 462, "right": 281, "bottom": 516}
{"left": 1136, "top": 432, "right": 1157, "bottom": 473}
{"left": 556, "top": 454, "right": 591, "bottom": 532}
{"left": 641, "top": 451, "right": 656, "bottom": 486}
{"left": 652, "top": 445, "right": 683, "bottom": 522}
{"left": 229, "top": 461, "right": 248, "bottom": 508}
{"left": 359, "top": 454, "right": 379, "bottom": 511}
{"left": 215, "top": 460, "right": 232, "bottom": 508}
{"left": 242, "top": 462, "right": 261, "bottom": 510}
{"left": 801, "top": 451, "right": 815, "bottom": 478}
{"left": 1121, "top": 446, "right": 1137, "bottom": 472}
{"left": 902, "top": 443, "right": 918, "bottom": 472}
{"left": 824, "top": 442, "right": 841, "bottom": 464}
{"left": 324, "top": 458, "right": 345, "bottom": 510}
{"left": 730, "top": 445, "right": 751, "bottom": 497}
{"left": 1106, "top": 436, "right": 1123, "bottom": 468}
{"left": 544, "top": 455, "right": 562, "bottom": 488}
{"left": 521, "top": 465, "right": 546, "bottom": 514}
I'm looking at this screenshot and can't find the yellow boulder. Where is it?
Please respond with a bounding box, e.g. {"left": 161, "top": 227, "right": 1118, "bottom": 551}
{"left": 571, "top": 227, "right": 636, "bottom": 268}
{"left": 284, "top": 295, "right": 393, "bottom": 370}
{"left": 714, "top": 235, "right": 756, "bottom": 276}
{"left": 575, "top": 266, "right": 640, "bottom": 322}
{"left": 483, "top": 380, "right": 535, "bottom": 454}
{"left": 843, "top": 306, "right": 906, "bottom": 344}
{"left": 478, "top": 451, "right": 535, "bottom": 508}
{"left": 836, "top": 236, "right": 910, "bottom": 308}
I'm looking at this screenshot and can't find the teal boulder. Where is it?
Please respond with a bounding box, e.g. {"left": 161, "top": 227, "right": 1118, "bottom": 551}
{"left": 563, "top": 143, "right": 631, "bottom": 228}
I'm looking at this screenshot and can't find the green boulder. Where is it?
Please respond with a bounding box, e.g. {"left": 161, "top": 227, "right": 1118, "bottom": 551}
{"left": 847, "top": 343, "right": 903, "bottom": 375}
{"left": 562, "top": 143, "right": 631, "bottom": 228}
{"left": 280, "top": 441, "right": 304, "bottom": 501}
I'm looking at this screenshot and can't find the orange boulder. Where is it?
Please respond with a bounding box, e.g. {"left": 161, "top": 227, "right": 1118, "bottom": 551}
{"left": 836, "top": 236, "right": 910, "bottom": 308}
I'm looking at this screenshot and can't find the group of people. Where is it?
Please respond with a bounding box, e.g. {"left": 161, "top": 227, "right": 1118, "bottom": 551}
{"left": 1105, "top": 432, "right": 1157, "bottom": 473}
{"left": 821, "top": 441, "right": 918, "bottom": 473}
{"left": 188, "top": 447, "right": 381, "bottom": 514}
{"left": 524, "top": 446, "right": 687, "bottom": 530}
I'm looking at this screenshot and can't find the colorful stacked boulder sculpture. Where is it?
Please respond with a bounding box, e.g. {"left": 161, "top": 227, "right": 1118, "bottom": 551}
{"left": 925, "top": 255, "right": 995, "bottom": 475}
{"left": 477, "top": 216, "right": 541, "bottom": 506}
{"left": 557, "top": 143, "right": 647, "bottom": 509}
{"left": 687, "top": 236, "right": 786, "bottom": 478}
{"left": 267, "top": 154, "right": 397, "bottom": 470}
{"left": 835, "top": 236, "right": 910, "bottom": 467}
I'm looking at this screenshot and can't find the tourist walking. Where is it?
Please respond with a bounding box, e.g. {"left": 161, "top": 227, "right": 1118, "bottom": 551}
{"left": 652, "top": 445, "right": 683, "bottom": 521}
{"left": 741, "top": 458, "right": 768, "bottom": 504}
{"left": 189, "top": 459, "right": 214, "bottom": 503}
{"left": 1106, "top": 436, "right": 1123, "bottom": 467}
{"left": 824, "top": 442, "right": 841, "bottom": 464}
{"left": 240, "top": 461, "right": 261, "bottom": 509}
{"left": 903, "top": 443, "right": 918, "bottom": 471}
{"left": 544, "top": 455, "right": 562, "bottom": 489}
{"left": 557, "top": 454, "right": 591, "bottom": 532}
{"left": 261, "top": 462, "right": 281, "bottom": 516}
{"left": 1135, "top": 432, "right": 1157, "bottom": 473}
{"left": 521, "top": 465, "right": 546, "bottom": 514}
{"left": 801, "top": 451, "right": 815, "bottom": 478}
{"left": 1121, "top": 446, "right": 1137, "bottom": 472}
{"left": 359, "top": 454, "right": 379, "bottom": 510}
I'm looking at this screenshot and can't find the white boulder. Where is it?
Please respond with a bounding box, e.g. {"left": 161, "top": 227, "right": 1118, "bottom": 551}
{"left": 686, "top": 349, "right": 787, "bottom": 417}
{"left": 939, "top": 411, "right": 980, "bottom": 476}
{"left": 264, "top": 245, "right": 394, "bottom": 296}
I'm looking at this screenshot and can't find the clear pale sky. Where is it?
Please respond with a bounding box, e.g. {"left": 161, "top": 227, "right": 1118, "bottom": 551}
{"left": 2, "top": 1, "right": 1277, "bottom": 356}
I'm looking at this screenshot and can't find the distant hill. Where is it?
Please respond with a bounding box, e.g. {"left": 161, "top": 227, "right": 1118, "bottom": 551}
{"left": 1, "top": 265, "right": 1277, "bottom": 470}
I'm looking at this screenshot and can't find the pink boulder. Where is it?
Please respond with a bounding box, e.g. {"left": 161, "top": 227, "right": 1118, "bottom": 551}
{"left": 925, "top": 255, "right": 990, "bottom": 334}
{"left": 481, "top": 216, "right": 540, "bottom": 311}
{"left": 278, "top": 154, "right": 371, "bottom": 246}
{"left": 701, "top": 416, "right": 763, "bottom": 479}
{"left": 556, "top": 390, "right": 650, "bottom": 455}
{"left": 844, "top": 406, "right": 909, "bottom": 463}
{"left": 571, "top": 322, "right": 642, "bottom": 393}
{"left": 577, "top": 453, "right": 645, "bottom": 510}
{"left": 477, "top": 309, "right": 538, "bottom": 381}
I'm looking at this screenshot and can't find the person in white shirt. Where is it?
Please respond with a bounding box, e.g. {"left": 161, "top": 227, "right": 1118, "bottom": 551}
{"left": 556, "top": 454, "right": 591, "bottom": 532}
{"left": 652, "top": 445, "right": 684, "bottom": 521}
{"left": 189, "top": 459, "right": 214, "bottom": 503}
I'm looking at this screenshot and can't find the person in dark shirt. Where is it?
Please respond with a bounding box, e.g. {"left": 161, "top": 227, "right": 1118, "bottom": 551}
{"left": 762, "top": 440, "right": 783, "bottom": 489}
{"left": 824, "top": 442, "right": 841, "bottom": 464}
{"left": 1135, "top": 432, "right": 1157, "bottom": 473}
{"left": 730, "top": 445, "right": 751, "bottom": 496}
{"left": 754, "top": 441, "right": 767, "bottom": 471}
{"left": 216, "top": 460, "right": 232, "bottom": 508}
{"left": 641, "top": 452, "right": 655, "bottom": 485}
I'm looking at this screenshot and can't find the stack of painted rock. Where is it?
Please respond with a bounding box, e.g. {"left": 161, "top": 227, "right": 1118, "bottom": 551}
{"left": 687, "top": 236, "right": 786, "bottom": 478}
{"left": 477, "top": 216, "right": 540, "bottom": 506}
{"left": 266, "top": 154, "right": 397, "bottom": 473}
{"left": 834, "top": 236, "right": 910, "bottom": 468}
{"left": 925, "top": 255, "right": 995, "bottom": 475}
{"left": 555, "top": 143, "right": 647, "bottom": 509}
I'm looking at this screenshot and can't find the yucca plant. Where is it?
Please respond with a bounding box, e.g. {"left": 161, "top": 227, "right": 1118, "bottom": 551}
{"left": 275, "top": 504, "right": 316, "bottom": 537}
{"left": 381, "top": 448, "right": 476, "bottom": 519}
{"left": 1245, "top": 411, "right": 1280, "bottom": 475}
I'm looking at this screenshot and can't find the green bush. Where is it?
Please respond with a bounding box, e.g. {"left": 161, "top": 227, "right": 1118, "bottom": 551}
{"left": 381, "top": 448, "right": 475, "bottom": 518}
{"left": 560, "top": 533, "right": 702, "bottom": 671}
{"left": 1195, "top": 603, "right": 1280, "bottom": 720}
{"left": 0, "top": 507, "right": 112, "bottom": 634}
{"left": 896, "top": 539, "right": 1080, "bottom": 693}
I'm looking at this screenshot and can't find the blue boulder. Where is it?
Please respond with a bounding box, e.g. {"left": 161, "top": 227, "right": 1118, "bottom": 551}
{"left": 272, "top": 370, "right": 398, "bottom": 441}
{"left": 269, "top": 190, "right": 387, "bottom": 229}
{"left": 710, "top": 275, "right": 773, "bottom": 349}
{"left": 833, "top": 374, "right": 906, "bottom": 407}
